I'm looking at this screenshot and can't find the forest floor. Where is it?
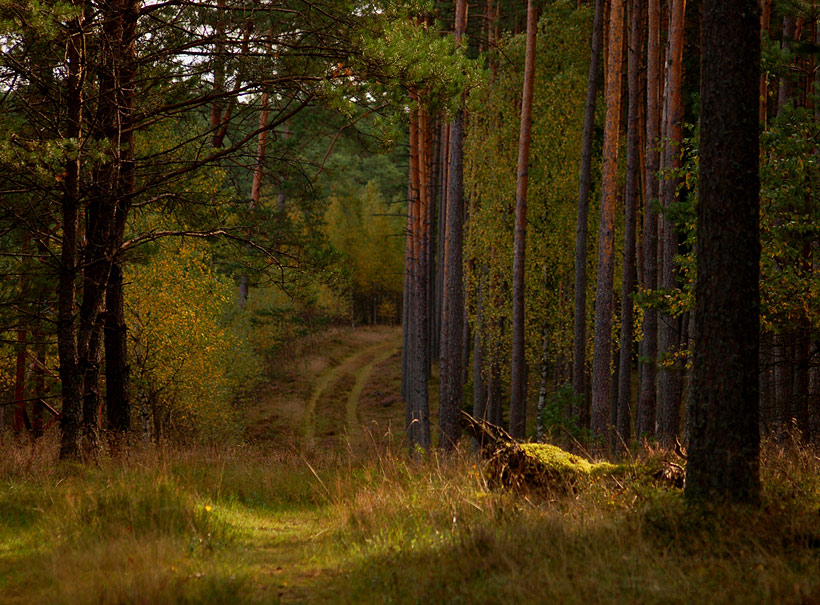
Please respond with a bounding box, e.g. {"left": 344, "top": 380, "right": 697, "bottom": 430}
{"left": 2, "top": 326, "right": 820, "bottom": 603}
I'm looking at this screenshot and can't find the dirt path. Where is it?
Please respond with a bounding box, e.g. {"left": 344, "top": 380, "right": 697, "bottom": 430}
{"left": 344, "top": 341, "right": 401, "bottom": 437}
{"left": 297, "top": 328, "right": 402, "bottom": 450}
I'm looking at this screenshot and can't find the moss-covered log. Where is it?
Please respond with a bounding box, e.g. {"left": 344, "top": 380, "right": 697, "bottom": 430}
{"left": 461, "top": 411, "right": 684, "bottom": 493}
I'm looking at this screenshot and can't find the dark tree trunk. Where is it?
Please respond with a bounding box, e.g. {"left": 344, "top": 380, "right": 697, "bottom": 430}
{"left": 433, "top": 123, "right": 449, "bottom": 362}
{"left": 105, "top": 262, "right": 130, "bottom": 434}
{"left": 686, "top": 0, "right": 760, "bottom": 504}
{"left": 573, "top": 0, "right": 605, "bottom": 429}
{"left": 58, "top": 6, "right": 86, "bottom": 460}
{"left": 637, "top": 0, "right": 660, "bottom": 439}
{"left": 510, "top": 0, "right": 538, "bottom": 439}
{"left": 591, "top": 0, "right": 626, "bottom": 441}
{"left": 406, "top": 101, "right": 432, "bottom": 451}
{"left": 439, "top": 16, "right": 466, "bottom": 448}
{"left": 616, "top": 0, "right": 643, "bottom": 449}
{"left": 656, "top": 0, "right": 685, "bottom": 444}
{"left": 105, "top": 0, "right": 137, "bottom": 440}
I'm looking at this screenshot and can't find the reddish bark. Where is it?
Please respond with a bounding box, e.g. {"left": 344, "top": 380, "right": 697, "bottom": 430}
{"left": 510, "top": 0, "right": 538, "bottom": 439}
{"left": 591, "top": 0, "right": 626, "bottom": 441}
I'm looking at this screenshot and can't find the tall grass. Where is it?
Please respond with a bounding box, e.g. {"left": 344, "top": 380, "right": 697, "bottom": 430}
{"left": 1, "top": 432, "right": 820, "bottom": 603}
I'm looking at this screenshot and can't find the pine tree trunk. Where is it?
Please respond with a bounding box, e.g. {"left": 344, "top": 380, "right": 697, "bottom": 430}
{"left": 656, "top": 0, "right": 685, "bottom": 444}
{"left": 591, "top": 0, "right": 626, "bottom": 441}
{"left": 686, "top": 0, "right": 760, "bottom": 503}
{"left": 58, "top": 7, "right": 86, "bottom": 460}
{"left": 510, "top": 0, "right": 538, "bottom": 439}
{"left": 572, "top": 0, "right": 606, "bottom": 429}
{"left": 636, "top": 0, "right": 660, "bottom": 439}
{"left": 439, "top": 0, "right": 468, "bottom": 450}
{"left": 104, "top": 0, "right": 137, "bottom": 440}
{"left": 616, "top": 0, "right": 643, "bottom": 449}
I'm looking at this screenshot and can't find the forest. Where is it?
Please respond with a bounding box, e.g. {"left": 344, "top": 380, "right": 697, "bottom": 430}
{"left": 1, "top": 0, "right": 819, "bottom": 601}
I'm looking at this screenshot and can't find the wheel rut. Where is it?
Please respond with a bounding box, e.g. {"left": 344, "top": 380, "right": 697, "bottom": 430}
{"left": 300, "top": 332, "right": 401, "bottom": 449}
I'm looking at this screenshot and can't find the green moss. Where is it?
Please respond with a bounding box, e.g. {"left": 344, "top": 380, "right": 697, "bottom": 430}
{"left": 489, "top": 443, "right": 668, "bottom": 493}
{"left": 519, "top": 443, "right": 594, "bottom": 474}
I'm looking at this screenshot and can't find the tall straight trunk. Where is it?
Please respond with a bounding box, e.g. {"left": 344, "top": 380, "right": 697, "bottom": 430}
{"left": 637, "top": 0, "right": 660, "bottom": 439}
{"left": 401, "top": 168, "right": 413, "bottom": 402}
{"left": 58, "top": 5, "right": 85, "bottom": 460}
{"left": 510, "top": 0, "right": 538, "bottom": 439}
{"left": 414, "top": 104, "right": 432, "bottom": 449}
{"left": 426, "top": 121, "right": 438, "bottom": 375}
{"left": 616, "top": 0, "right": 643, "bottom": 449}
{"left": 406, "top": 100, "right": 432, "bottom": 451}
{"left": 426, "top": 122, "right": 439, "bottom": 365}
{"left": 78, "top": 0, "right": 140, "bottom": 452}
{"left": 104, "top": 0, "right": 137, "bottom": 439}
{"left": 686, "top": 0, "right": 760, "bottom": 503}
{"left": 105, "top": 262, "right": 130, "bottom": 433}
{"left": 433, "top": 123, "right": 449, "bottom": 361}
{"left": 590, "top": 0, "right": 626, "bottom": 441}
{"left": 573, "top": 0, "right": 606, "bottom": 428}
{"left": 406, "top": 105, "right": 420, "bottom": 446}
{"left": 656, "top": 0, "right": 685, "bottom": 444}
{"left": 439, "top": 0, "right": 468, "bottom": 451}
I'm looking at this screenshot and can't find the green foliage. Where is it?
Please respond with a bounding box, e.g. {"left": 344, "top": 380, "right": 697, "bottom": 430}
{"left": 324, "top": 181, "right": 405, "bottom": 324}
{"left": 759, "top": 105, "right": 820, "bottom": 334}
{"left": 126, "top": 240, "right": 262, "bottom": 442}
{"left": 636, "top": 106, "right": 820, "bottom": 343}
{"left": 464, "top": 0, "right": 595, "bottom": 399}
{"left": 538, "top": 384, "right": 588, "bottom": 441}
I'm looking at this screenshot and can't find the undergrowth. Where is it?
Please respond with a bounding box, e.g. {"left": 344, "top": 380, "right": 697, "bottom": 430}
{"left": 1, "top": 432, "right": 819, "bottom": 603}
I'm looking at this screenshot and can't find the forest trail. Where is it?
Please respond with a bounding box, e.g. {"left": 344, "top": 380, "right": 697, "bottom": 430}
{"left": 248, "top": 326, "right": 404, "bottom": 452}
{"left": 299, "top": 332, "right": 401, "bottom": 449}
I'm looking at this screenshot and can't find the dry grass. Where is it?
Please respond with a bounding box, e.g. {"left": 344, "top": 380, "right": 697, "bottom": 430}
{"left": 1, "top": 432, "right": 820, "bottom": 603}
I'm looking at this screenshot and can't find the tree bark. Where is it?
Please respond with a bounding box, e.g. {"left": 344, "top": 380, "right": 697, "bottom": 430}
{"left": 573, "top": 0, "right": 606, "bottom": 429}
{"left": 616, "top": 0, "right": 644, "bottom": 449}
{"left": 439, "top": 0, "right": 469, "bottom": 451}
{"left": 590, "top": 0, "right": 626, "bottom": 441}
{"left": 686, "top": 0, "right": 760, "bottom": 504}
{"left": 656, "top": 0, "right": 685, "bottom": 444}
{"left": 510, "top": 0, "right": 538, "bottom": 439}
{"left": 58, "top": 5, "right": 86, "bottom": 460}
{"left": 636, "top": 0, "right": 660, "bottom": 439}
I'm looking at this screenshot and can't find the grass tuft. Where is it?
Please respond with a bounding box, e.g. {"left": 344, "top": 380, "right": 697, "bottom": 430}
{"left": 1, "top": 434, "right": 820, "bottom": 603}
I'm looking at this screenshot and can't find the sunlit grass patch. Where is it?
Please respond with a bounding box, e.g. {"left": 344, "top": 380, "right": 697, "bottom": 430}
{"left": 1, "top": 435, "right": 820, "bottom": 603}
